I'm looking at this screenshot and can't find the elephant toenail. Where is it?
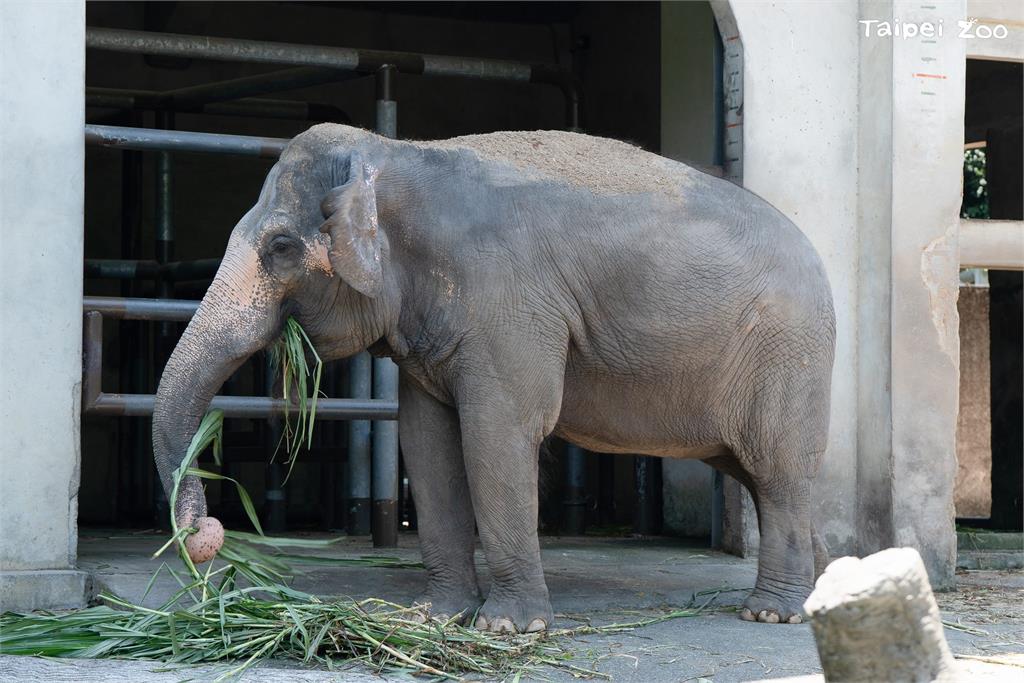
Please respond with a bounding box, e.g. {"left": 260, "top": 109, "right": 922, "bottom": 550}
{"left": 474, "top": 615, "right": 488, "bottom": 630}
{"left": 490, "top": 617, "right": 515, "bottom": 633}
{"left": 758, "top": 610, "right": 780, "bottom": 624}
{"left": 525, "top": 618, "right": 547, "bottom": 633}
{"left": 787, "top": 614, "right": 803, "bottom": 624}
{"left": 740, "top": 608, "right": 757, "bottom": 621}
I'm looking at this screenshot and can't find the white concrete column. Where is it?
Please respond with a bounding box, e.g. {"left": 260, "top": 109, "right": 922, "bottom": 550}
{"left": 856, "top": 0, "right": 964, "bottom": 586}
{"left": 0, "top": 0, "right": 88, "bottom": 610}
{"left": 887, "top": 0, "right": 964, "bottom": 587}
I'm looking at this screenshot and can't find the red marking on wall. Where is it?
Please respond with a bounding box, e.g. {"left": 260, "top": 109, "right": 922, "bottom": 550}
{"left": 914, "top": 73, "right": 947, "bottom": 79}
{"left": 726, "top": 35, "right": 740, "bottom": 41}
{"left": 726, "top": 122, "right": 743, "bottom": 129}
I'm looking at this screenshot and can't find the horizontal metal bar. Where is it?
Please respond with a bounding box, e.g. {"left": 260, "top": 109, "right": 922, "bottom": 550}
{"left": 87, "top": 87, "right": 350, "bottom": 123}
{"left": 960, "top": 219, "right": 1024, "bottom": 270}
{"left": 88, "top": 393, "right": 398, "bottom": 420}
{"left": 85, "top": 258, "right": 222, "bottom": 281}
{"left": 86, "top": 124, "right": 287, "bottom": 158}
{"left": 85, "top": 259, "right": 158, "bottom": 279}
{"left": 86, "top": 27, "right": 538, "bottom": 83}
{"left": 84, "top": 295, "right": 199, "bottom": 321}
{"left": 160, "top": 67, "right": 366, "bottom": 109}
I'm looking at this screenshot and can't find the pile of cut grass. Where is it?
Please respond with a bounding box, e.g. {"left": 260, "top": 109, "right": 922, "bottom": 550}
{"left": 0, "top": 319, "right": 715, "bottom": 680}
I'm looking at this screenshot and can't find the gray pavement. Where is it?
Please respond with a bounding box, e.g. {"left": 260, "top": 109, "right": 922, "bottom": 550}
{"left": 1, "top": 531, "right": 1021, "bottom": 681}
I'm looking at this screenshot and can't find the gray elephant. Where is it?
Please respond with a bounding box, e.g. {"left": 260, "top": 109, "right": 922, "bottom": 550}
{"left": 152, "top": 123, "right": 835, "bottom": 633}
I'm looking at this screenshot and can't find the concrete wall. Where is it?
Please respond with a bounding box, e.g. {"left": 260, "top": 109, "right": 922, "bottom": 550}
{"left": 0, "top": 0, "right": 89, "bottom": 609}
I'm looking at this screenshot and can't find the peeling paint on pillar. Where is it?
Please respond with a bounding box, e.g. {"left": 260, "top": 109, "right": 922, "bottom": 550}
{"left": 921, "top": 223, "right": 961, "bottom": 362}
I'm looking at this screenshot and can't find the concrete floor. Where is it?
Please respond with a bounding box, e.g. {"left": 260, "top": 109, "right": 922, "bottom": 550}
{"left": 2, "top": 531, "right": 1022, "bottom": 682}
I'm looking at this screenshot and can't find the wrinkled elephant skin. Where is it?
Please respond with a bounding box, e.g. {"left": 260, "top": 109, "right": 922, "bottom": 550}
{"left": 152, "top": 125, "right": 836, "bottom": 632}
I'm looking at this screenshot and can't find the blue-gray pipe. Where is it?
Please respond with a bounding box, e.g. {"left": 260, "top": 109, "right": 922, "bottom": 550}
{"left": 563, "top": 443, "right": 587, "bottom": 535}
{"left": 371, "top": 65, "right": 401, "bottom": 548}
{"left": 346, "top": 351, "right": 372, "bottom": 535}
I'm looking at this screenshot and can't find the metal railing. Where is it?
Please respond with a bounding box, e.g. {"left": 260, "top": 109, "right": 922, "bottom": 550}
{"left": 82, "top": 298, "right": 398, "bottom": 420}
{"left": 84, "top": 26, "right": 585, "bottom": 544}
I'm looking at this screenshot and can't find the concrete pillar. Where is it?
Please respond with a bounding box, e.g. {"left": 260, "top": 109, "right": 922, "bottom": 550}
{"left": 855, "top": 0, "right": 965, "bottom": 586}
{"left": 0, "top": 0, "right": 88, "bottom": 610}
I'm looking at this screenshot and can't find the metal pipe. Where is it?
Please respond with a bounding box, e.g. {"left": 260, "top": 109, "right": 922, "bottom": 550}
{"left": 85, "top": 259, "right": 159, "bottom": 279}
{"left": 85, "top": 27, "right": 581, "bottom": 130}
{"left": 85, "top": 124, "right": 287, "bottom": 158}
{"left": 563, "top": 443, "right": 587, "bottom": 535}
{"left": 163, "top": 258, "right": 221, "bottom": 281}
{"left": 158, "top": 67, "right": 365, "bottom": 108}
{"left": 264, "top": 356, "right": 287, "bottom": 533}
{"left": 84, "top": 258, "right": 221, "bottom": 281}
{"left": 371, "top": 65, "right": 400, "bottom": 548}
{"left": 87, "top": 87, "right": 351, "bottom": 123}
{"left": 153, "top": 111, "right": 175, "bottom": 528}
{"left": 346, "top": 352, "right": 373, "bottom": 535}
{"left": 84, "top": 295, "right": 200, "bottom": 321}
{"left": 87, "top": 393, "right": 398, "bottom": 419}
{"left": 633, "top": 456, "right": 662, "bottom": 536}
{"left": 87, "top": 28, "right": 527, "bottom": 81}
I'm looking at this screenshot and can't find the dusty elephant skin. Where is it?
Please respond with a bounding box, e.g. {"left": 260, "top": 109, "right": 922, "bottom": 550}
{"left": 152, "top": 124, "right": 836, "bottom": 633}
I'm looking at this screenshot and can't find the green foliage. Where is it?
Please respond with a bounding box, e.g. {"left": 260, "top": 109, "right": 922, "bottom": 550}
{"left": 962, "top": 148, "right": 990, "bottom": 219}
{"left": 268, "top": 317, "right": 323, "bottom": 482}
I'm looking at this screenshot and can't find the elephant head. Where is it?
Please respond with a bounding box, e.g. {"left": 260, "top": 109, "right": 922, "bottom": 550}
{"left": 152, "top": 127, "right": 392, "bottom": 563}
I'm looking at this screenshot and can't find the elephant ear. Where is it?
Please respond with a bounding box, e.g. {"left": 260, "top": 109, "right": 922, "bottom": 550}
{"left": 319, "top": 152, "right": 384, "bottom": 298}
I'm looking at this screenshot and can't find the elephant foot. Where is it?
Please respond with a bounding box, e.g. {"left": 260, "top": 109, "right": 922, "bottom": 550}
{"left": 473, "top": 591, "right": 553, "bottom": 633}
{"left": 740, "top": 587, "right": 809, "bottom": 624}
{"left": 411, "top": 586, "right": 483, "bottom": 625}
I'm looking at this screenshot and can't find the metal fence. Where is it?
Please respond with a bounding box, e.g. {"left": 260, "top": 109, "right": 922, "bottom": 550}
{"left": 84, "top": 27, "right": 583, "bottom": 546}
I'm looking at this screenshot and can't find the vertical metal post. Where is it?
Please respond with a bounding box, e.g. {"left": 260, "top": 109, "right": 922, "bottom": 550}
{"left": 563, "top": 443, "right": 587, "bottom": 534}
{"left": 597, "top": 453, "right": 615, "bottom": 526}
{"left": 264, "top": 356, "right": 287, "bottom": 532}
{"left": 153, "top": 110, "right": 175, "bottom": 529}
{"left": 372, "top": 64, "right": 400, "bottom": 548}
{"left": 346, "top": 351, "right": 372, "bottom": 535}
{"left": 633, "top": 456, "right": 662, "bottom": 536}
{"left": 117, "top": 113, "right": 146, "bottom": 524}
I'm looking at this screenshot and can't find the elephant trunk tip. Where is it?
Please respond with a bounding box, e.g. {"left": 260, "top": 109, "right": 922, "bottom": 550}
{"left": 183, "top": 516, "right": 225, "bottom": 564}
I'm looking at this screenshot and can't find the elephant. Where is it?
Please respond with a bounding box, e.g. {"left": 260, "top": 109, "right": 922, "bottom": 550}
{"left": 152, "top": 123, "right": 836, "bottom": 633}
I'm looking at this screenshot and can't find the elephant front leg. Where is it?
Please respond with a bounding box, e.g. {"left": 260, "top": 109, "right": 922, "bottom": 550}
{"left": 457, "top": 393, "right": 557, "bottom": 634}
{"left": 399, "top": 376, "right": 483, "bottom": 622}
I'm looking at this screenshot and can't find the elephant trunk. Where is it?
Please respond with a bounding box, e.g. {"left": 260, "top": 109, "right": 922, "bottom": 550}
{"left": 152, "top": 242, "right": 275, "bottom": 563}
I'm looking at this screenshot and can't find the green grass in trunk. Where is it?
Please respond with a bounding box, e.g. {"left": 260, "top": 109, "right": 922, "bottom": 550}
{"left": 0, "top": 319, "right": 712, "bottom": 680}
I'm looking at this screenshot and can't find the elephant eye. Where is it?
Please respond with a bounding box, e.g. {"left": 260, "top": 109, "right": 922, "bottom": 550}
{"left": 268, "top": 234, "right": 299, "bottom": 257}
